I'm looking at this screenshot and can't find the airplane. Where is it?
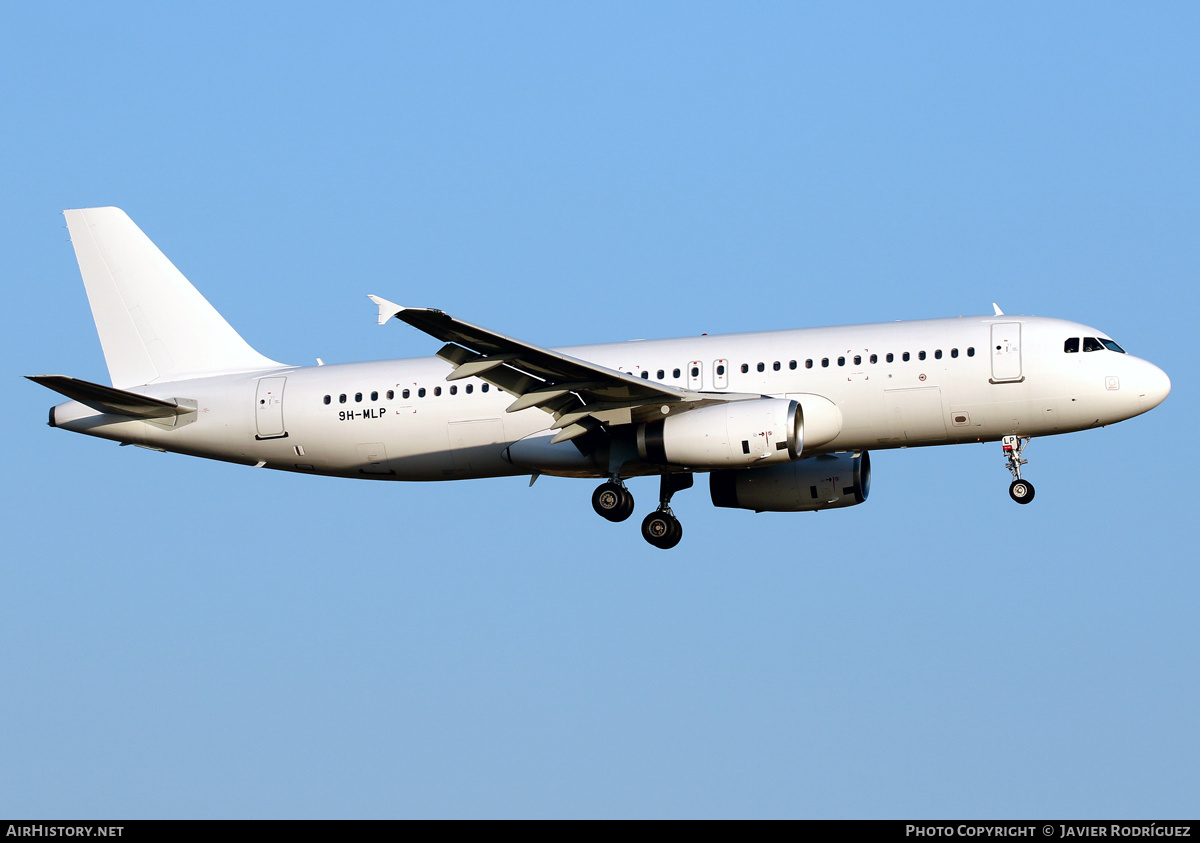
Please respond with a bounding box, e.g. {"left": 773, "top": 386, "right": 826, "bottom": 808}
{"left": 29, "top": 207, "right": 1172, "bottom": 549}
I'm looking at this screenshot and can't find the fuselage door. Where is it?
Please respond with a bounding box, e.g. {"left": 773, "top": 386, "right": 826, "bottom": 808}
{"left": 688, "top": 361, "right": 703, "bottom": 390}
{"left": 990, "top": 322, "right": 1023, "bottom": 383}
{"left": 254, "top": 376, "right": 287, "bottom": 439}
{"left": 713, "top": 359, "right": 729, "bottom": 389}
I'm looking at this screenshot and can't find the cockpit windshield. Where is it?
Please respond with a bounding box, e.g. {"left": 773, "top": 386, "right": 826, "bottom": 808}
{"left": 1065, "top": 336, "right": 1127, "bottom": 354}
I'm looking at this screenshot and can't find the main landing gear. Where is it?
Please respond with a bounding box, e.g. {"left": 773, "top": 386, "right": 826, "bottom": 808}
{"left": 641, "top": 510, "right": 682, "bottom": 550}
{"left": 1002, "top": 435, "right": 1035, "bottom": 504}
{"left": 591, "top": 473, "right": 693, "bottom": 549}
{"left": 592, "top": 480, "right": 635, "bottom": 522}
{"left": 641, "top": 473, "right": 693, "bottom": 550}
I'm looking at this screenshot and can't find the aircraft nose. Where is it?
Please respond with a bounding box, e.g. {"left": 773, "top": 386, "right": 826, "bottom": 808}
{"left": 1137, "top": 361, "right": 1171, "bottom": 413}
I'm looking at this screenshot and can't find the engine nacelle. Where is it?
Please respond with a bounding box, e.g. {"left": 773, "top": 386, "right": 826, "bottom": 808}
{"left": 709, "top": 450, "right": 871, "bottom": 512}
{"left": 637, "top": 398, "right": 801, "bottom": 469}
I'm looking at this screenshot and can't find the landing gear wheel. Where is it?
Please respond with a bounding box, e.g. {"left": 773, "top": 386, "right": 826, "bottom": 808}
{"left": 641, "top": 510, "right": 682, "bottom": 549}
{"left": 1009, "top": 479, "right": 1035, "bottom": 504}
{"left": 592, "top": 482, "right": 634, "bottom": 522}
{"left": 1001, "top": 436, "right": 1035, "bottom": 505}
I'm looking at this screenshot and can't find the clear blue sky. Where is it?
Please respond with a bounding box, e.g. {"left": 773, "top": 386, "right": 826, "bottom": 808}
{"left": 3, "top": 2, "right": 1197, "bottom": 818}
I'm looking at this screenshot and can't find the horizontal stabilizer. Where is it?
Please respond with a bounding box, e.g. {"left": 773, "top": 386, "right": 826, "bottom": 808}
{"left": 27, "top": 375, "right": 187, "bottom": 419}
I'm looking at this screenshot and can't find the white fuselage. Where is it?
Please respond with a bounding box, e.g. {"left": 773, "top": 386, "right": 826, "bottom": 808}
{"left": 50, "top": 314, "right": 1170, "bottom": 481}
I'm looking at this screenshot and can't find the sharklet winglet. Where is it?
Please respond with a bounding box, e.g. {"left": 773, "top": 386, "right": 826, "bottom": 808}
{"left": 368, "top": 295, "right": 405, "bottom": 326}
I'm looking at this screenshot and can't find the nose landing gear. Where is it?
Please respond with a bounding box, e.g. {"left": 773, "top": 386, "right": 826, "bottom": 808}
{"left": 1009, "top": 478, "right": 1035, "bottom": 504}
{"left": 1002, "top": 435, "right": 1035, "bottom": 504}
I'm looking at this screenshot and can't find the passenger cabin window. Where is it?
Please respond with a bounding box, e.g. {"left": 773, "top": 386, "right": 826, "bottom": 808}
{"left": 673, "top": 368, "right": 681, "bottom": 379}
{"left": 1101, "top": 339, "right": 1126, "bottom": 353}
{"left": 951, "top": 348, "right": 959, "bottom": 358}
{"left": 757, "top": 362, "right": 765, "bottom": 372}
{"left": 822, "top": 358, "right": 829, "bottom": 368}
{"left": 466, "top": 384, "right": 473, "bottom": 394}
{"left": 935, "top": 349, "right": 942, "bottom": 359}
{"left": 837, "top": 356, "right": 845, "bottom": 366}
{"left": 773, "top": 361, "right": 781, "bottom": 371}
{"left": 902, "top": 352, "right": 910, "bottom": 362}
{"left": 482, "top": 384, "right": 489, "bottom": 392}
{"left": 418, "top": 388, "right": 426, "bottom": 398}
{"left": 403, "top": 389, "right": 410, "bottom": 399}
{"left": 450, "top": 385, "right": 457, "bottom": 395}
{"left": 886, "top": 353, "right": 894, "bottom": 363}
{"left": 387, "top": 390, "right": 394, "bottom": 399}
{"left": 434, "top": 386, "right": 442, "bottom": 396}
{"left": 641, "top": 371, "right": 649, "bottom": 379}
{"left": 371, "top": 391, "right": 378, "bottom": 401}
{"left": 716, "top": 364, "right": 726, "bottom": 376}
{"left": 869, "top": 354, "right": 878, "bottom": 364}
{"left": 339, "top": 394, "right": 347, "bottom": 403}
{"left": 355, "top": 392, "right": 363, "bottom": 402}
{"left": 918, "top": 351, "right": 926, "bottom": 361}
{"left": 789, "top": 360, "right": 797, "bottom": 370}
{"left": 691, "top": 366, "right": 699, "bottom": 377}
{"left": 967, "top": 347, "right": 975, "bottom": 357}
{"left": 853, "top": 355, "right": 861, "bottom": 366}
{"left": 323, "top": 395, "right": 331, "bottom": 405}
{"left": 741, "top": 364, "right": 749, "bottom": 374}
{"left": 805, "top": 359, "right": 813, "bottom": 369}
{"left": 657, "top": 369, "right": 665, "bottom": 379}
{"left": 1083, "top": 337, "right": 1104, "bottom": 352}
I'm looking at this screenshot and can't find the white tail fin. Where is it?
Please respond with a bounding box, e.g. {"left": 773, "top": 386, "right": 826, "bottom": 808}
{"left": 64, "top": 207, "right": 285, "bottom": 387}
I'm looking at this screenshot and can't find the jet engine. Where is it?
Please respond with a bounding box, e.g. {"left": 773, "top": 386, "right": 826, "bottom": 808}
{"left": 709, "top": 451, "right": 871, "bottom": 512}
{"left": 637, "top": 398, "right": 801, "bottom": 469}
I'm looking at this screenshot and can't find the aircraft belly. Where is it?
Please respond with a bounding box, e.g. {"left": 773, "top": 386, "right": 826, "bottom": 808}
{"left": 386, "top": 406, "right": 528, "bottom": 481}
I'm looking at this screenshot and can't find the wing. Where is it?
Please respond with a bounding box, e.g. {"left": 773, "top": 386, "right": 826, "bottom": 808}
{"left": 369, "top": 296, "right": 758, "bottom": 442}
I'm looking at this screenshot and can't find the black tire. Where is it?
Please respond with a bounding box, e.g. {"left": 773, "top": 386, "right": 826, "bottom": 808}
{"left": 1008, "top": 479, "right": 1035, "bottom": 504}
{"left": 641, "top": 511, "right": 682, "bottom": 549}
{"left": 593, "top": 482, "right": 634, "bottom": 522}
{"left": 668, "top": 517, "right": 683, "bottom": 547}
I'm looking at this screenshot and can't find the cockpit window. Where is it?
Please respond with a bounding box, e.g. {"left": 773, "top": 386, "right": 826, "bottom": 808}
{"left": 1064, "top": 338, "right": 1079, "bottom": 353}
{"left": 1082, "top": 337, "right": 1104, "bottom": 352}
{"left": 1100, "top": 338, "right": 1126, "bottom": 353}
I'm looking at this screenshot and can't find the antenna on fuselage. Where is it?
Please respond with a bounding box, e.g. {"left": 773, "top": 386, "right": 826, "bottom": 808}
{"left": 992, "top": 303, "right": 1005, "bottom": 316}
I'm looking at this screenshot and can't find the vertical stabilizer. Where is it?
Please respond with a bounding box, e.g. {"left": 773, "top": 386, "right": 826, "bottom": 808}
{"left": 64, "top": 207, "right": 285, "bottom": 387}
